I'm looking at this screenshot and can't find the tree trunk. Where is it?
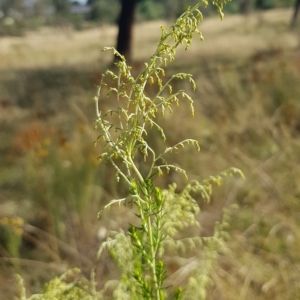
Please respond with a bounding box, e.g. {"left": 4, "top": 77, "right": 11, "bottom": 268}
{"left": 51, "top": 0, "right": 70, "bottom": 29}
{"left": 52, "top": 0, "right": 70, "bottom": 16}
{"left": 255, "top": 0, "right": 264, "bottom": 10}
{"left": 164, "top": 0, "right": 178, "bottom": 20}
{"left": 291, "top": 0, "right": 300, "bottom": 28}
{"left": 239, "top": 0, "right": 251, "bottom": 15}
{"left": 116, "top": 0, "right": 137, "bottom": 62}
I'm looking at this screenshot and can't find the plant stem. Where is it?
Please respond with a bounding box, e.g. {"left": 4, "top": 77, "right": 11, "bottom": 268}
{"left": 145, "top": 193, "right": 161, "bottom": 300}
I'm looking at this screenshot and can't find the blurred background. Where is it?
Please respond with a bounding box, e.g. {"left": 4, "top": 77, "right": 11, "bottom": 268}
{"left": 1, "top": 0, "right": 300, "bottom": 299}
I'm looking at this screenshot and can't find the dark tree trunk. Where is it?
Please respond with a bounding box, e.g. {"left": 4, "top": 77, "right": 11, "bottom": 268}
{"left": 52, "top": 0, "right": 70, "bottom": 16}
{"left": 255, "top": 0, "right": 264, "bottom": 10}
{"left": 51, "top": 0, "right": 70, "bottom": 28}
{"left": 239, "top": 0, "right": 251, "bottom": 15}
{"left": 116, "top": 0, "right": 137, "bottom": 62}
{"left": 165, "top": 0, "right": 177, "bottom": 20}
{"left": 291, "top": 0, "right": 300, "bottom": 28}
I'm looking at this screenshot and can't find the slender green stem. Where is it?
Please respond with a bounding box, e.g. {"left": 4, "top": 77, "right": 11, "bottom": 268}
{"left": 146, "top": 146, "right": 156, "bottom": 179}
{"left": 145, "top": 193, "right": 161, "bottom": 300}
{"left": 128, "top": 156, "right": 144, "bottom": 183}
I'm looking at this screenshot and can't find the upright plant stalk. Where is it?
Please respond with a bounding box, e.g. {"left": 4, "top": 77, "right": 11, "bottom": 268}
{"left": 95, "top": 1, "right": 243, "bottom": 299}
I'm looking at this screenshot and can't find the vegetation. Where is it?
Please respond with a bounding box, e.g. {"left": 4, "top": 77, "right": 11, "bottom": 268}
{"left": 0, "top": 3, "right": 300, "bottom": 300}
{"left": 0, "top": 0, "right": 296, "bottom": 30}
{"left": 92, "top": 1, "right": 243, "bottom": 298}
{"left": 11, "top": 1, "right": 243, "bottom": 299}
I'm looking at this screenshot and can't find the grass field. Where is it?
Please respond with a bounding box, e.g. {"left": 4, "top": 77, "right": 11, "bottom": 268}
{"left": 1, "top": 7, "right": 300, "bottom": 299}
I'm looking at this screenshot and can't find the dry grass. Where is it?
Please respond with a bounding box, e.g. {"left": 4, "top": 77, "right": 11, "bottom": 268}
{"left": 1, "top": 7, "right": 300, "bottom": 300}
{"left": 0, "top": 8, "right": 297, "bottom": 69}
{"left": 135, "top": 8, "right": 298, "bottom": 62}
{"left": 0, "top": 25, "right": 117, "bottom": 69}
